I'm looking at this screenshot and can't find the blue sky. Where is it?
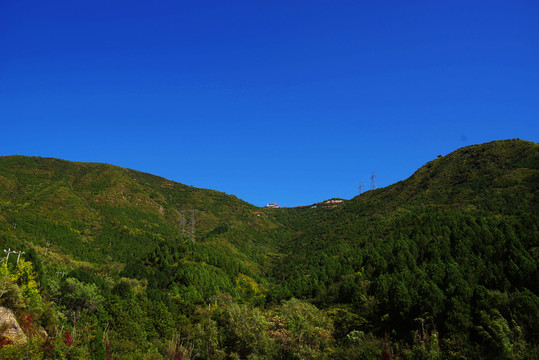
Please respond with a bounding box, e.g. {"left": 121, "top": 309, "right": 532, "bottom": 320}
{"left": 1, "top": 1, "right": 538, "bottom": 207}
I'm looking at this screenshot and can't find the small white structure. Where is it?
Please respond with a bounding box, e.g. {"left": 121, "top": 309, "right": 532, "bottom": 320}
{"left": 266, "top": 202, "right": 279, "bottom": 208}
{"left": 323, "top": 199, "right": 344, "bottom": 204}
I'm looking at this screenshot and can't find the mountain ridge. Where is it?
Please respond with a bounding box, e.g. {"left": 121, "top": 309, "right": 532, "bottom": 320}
{"left": 0, "top": 139, "right": 537, "bottom": 359}
{"left": 0, "top": 154, "right": 285, "bottom": 273}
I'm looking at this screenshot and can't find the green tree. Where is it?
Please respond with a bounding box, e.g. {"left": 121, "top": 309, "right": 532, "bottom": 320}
{"left": 221, "top": 302, "right": 276, "bottom": 358}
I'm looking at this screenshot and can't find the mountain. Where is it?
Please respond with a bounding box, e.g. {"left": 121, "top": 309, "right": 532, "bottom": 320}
{"left": 0, "top": 155, "right": 285, "bottom": 268}
{"left": 267, "top": 139, "right": 538, "bottom": 357}
{"left": 0, "top": 139, "right": 537, "bottom": 359}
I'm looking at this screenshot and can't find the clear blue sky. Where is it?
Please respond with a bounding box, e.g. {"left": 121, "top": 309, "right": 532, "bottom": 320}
{"left": 1, "top": 1, "right": 538, "bottom": 207}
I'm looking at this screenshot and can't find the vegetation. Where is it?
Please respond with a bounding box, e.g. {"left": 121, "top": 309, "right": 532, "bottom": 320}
{"left": 0, "top": 139, "right": 537, "bottom": 359}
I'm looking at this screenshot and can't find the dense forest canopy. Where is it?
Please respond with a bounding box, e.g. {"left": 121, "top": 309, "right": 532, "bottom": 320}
{"left": 0, "top": 139, "right": 537, "bottom": 359}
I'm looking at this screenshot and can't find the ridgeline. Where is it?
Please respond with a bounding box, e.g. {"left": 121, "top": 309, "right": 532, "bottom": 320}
{"left": 0, "top": 139, "right": 537, "bottom": 359}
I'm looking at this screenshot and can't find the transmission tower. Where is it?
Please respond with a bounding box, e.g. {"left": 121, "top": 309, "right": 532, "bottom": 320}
{"left": 3, "top": 248, "right": 25, "bottom": 264}
{"left": 179, "top": 209, "right": 196, "bottom": 242}
{"left": 371, "top": 171, "right": 376, "bottom": 190}
{"left": 189, "top": 210, "right": 196, "bottom": 242}
{"left": 44, "top": 240, "right": 51, "bottom": 256}
{"left": 359, "top": 182, "right": 364, "bottom": 194}
{"left": 179, "top": 210, "right": 187, "bottom": 233}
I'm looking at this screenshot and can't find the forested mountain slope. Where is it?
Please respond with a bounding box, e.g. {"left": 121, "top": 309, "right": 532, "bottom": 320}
{"left": 0, "top": 155, "right": 285, "bottom": 269}
{"left": 268, "top": 139, "right": 538, "bottom": 358}
{"left": 0, "top": 155, "right": 289, "bottom": 324}
{"left": 0, "top": 139, "right": 537, "bottom": 359}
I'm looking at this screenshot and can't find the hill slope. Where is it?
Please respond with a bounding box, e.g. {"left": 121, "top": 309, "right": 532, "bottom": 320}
{"left": 0, "top": 155, "right": 286, "bottom": 273}
{"left": 0, "top": 139, "right": 537, "bottom": 359}
{"left": 267, "top": 139, "right": 538, "bottom": 357}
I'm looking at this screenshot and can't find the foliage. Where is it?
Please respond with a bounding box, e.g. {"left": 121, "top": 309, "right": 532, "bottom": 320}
{"left": 0, "top": 139, "right": 537, "bottom": 358}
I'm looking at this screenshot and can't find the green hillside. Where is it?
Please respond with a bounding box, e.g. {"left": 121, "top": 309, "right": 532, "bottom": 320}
{"left": 268, "top": 139, "right": 539, "bottom": 358}
{"left": 0, "top": 139, "right": 537, "bottom": 359}
{"left": 0, "top": 155, "right": 285, "bottom": 270}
